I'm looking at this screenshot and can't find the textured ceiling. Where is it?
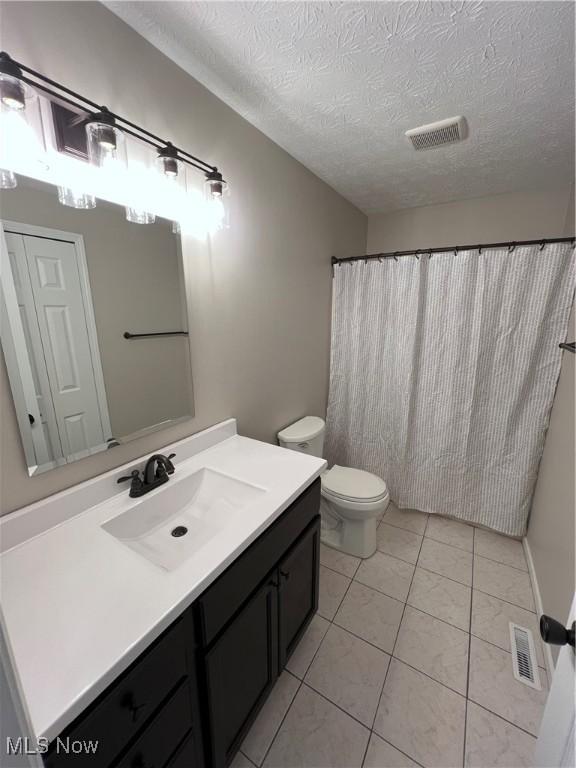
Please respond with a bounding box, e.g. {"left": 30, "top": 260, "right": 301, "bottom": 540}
{"left": 106, "top": 1, "right": 575, "bottom": 214}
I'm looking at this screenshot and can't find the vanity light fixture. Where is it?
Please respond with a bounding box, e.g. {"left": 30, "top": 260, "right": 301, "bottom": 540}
{"left": 0, "top": 51, "right": 230, "bottom": 229}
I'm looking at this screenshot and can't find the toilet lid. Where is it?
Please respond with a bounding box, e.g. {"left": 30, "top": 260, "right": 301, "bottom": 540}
{"left": 322, "top": 465, "right": 388, "bottom": 502}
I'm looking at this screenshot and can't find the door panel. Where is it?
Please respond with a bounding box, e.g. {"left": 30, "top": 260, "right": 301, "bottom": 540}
{"left": 278, "top": 517, "right": 320, "bottom": 670}
{"left": 204, "top": 579, "right": 279, "bottom": 768}
{"left": 2, "top": 231, "right": 54, "bottom": 466}
{"left": 21, "top": 235, "right": 106, "bottom": 459}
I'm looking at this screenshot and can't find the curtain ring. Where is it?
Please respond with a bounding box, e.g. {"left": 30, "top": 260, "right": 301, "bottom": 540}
{"left": 478, "top": 246, "right": 482, "bottom": 254}
{"left": 378, "top": 257, "right": 383, "bottom": 263}
{"left": 415, "top": 250, "right": 420, "bottom": 260}
{"left": 539, "top": 241, "right": 546, "bottom": 250}
{"left": 508, "top": 243, "right": 516, "bottom": 253}
{"left": 393, "top": 253, "right": 398, "bottom": 262}
{"left": 454, "top": 249, "right": 457, "bottom": 257}
{"left": 364, "top": 258, "right": 368, "bottom": 264}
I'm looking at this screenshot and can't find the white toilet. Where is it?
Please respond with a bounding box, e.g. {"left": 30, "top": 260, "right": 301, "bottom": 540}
{"left": 277, "top": 416, "right": 389, "bottom": 558}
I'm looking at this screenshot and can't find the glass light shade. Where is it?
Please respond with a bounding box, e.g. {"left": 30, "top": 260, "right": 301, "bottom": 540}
{"left": 0, "top": 73, "right": 27, "bottom": 111}
{"left": 157, "top": 154, "right": 180, "bottom": 179}
{"left": 126, "top": 207, "right": 155, "bottom": 224}
{"left": 86, "top": 120, "right": 127, "bottom": 170}
{"left": 204, "top": 175, "right": 228, "bottom": 201}
{"left": 0, "top": 168, "right": 16, "bottom": 189}
{"left": 204, "top": 176, "right": 230, "bottom": 232}
{"left": 57, "top": 186, "right": 96, "bottom": 209}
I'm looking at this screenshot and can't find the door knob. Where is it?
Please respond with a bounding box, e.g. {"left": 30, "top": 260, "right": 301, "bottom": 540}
{"left": 540, "top": 615, "right": 575, "bottom": 647}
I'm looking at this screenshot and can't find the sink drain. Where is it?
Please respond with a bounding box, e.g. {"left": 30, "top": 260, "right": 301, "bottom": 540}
{"left": 171, "top": 526, "right": 188, "bottom": 538}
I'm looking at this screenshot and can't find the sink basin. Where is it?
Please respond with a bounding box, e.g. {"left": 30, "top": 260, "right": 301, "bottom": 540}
{"left": 102, "top": 468, "right": 266, "bottom": 571}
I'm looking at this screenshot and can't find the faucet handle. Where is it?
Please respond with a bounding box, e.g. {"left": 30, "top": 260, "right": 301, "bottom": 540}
{"left": 166, "top": 453, "right": 176, "bottom": 473}
{"left": 117, "top": 469, "right": 142, "bottom": 485}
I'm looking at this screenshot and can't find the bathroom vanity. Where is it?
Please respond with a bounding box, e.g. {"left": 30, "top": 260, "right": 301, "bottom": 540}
{"left": 0, "top": 421, "right": 325, "bottom": 768}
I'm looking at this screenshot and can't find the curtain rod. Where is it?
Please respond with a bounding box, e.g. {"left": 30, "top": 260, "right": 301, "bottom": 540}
{"left": 331, "top": 237, "right": 576, "bottom": 265}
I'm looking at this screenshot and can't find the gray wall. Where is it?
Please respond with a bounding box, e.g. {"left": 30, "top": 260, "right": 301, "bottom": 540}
{"left": 1, "top": 183, "right": 192, "bottom": 439}
{"left": 368, "top": 185, "right": 575, "bottom": 631}
{"left": 0, "top": 1, "right": 367, "bottom": 514}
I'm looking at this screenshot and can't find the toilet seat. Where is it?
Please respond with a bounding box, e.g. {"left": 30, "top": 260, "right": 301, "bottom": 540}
{"left": 321, "top": 465, "right": 388, "bottom": 503}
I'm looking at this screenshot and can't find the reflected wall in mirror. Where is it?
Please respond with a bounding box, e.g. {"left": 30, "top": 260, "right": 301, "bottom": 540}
{"left": 0, "top": 176, "right": 194, "bottom": 476}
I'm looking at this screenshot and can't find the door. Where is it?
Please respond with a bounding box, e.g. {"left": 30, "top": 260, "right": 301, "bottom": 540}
{"left": 4, "top": 232, "right": 61, "bottom": 464}
{"left": 278, "top": 517, "right": 320, "bottom": 670}
{"left": 0, "top": 226, "right": 51, "bottom": 469}
{"left": 2, "top": 224, "right": 110, "bottom": 463}
{"left": 204, "top": 578, "right": 279, "bottom": 768}
{"left": 21, "top": 233, "right": 107, "bottom": 460}
{"left": 535, "top": 595, "right": 575, "bottom": 767}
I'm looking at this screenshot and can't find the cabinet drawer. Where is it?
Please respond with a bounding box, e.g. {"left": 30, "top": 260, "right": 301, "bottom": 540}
{"left": 118, "top": 683, "right": 193, "bottom": 768}
{"left": 197, "top": 478, "right": 320, "bottom": 646}
{"left": 45, "top": 621, "right": 188, "bottom": 767}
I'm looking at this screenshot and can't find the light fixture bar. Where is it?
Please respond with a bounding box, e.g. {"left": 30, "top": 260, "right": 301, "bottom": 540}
{"left": 0, "top": 51, "right": 221, "bottom": 179}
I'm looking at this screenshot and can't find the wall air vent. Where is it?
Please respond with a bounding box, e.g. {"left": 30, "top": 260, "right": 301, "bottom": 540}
{"left": 509, "top": 622, "right": 541, "bottom": 690}
{"left": 406, "top": 116, "right": 467, "bottom": 150}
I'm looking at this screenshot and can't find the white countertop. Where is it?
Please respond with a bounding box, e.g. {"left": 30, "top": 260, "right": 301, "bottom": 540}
{"left": 0, "top": 426, "right": 326, "bottom": 741}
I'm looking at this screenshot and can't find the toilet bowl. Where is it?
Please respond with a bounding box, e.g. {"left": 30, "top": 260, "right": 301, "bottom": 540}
{"left": 277, "top": 417, "right": 390, "bottom": 558}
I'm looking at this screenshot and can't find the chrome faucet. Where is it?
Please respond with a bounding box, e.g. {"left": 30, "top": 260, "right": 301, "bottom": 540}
{"left": 117, "top": 453, "right": 176, "bottom": 498}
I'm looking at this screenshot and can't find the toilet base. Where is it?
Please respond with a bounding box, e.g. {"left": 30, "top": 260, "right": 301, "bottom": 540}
{"left": 320, "top": 504, "right": 378, "bottom": 558}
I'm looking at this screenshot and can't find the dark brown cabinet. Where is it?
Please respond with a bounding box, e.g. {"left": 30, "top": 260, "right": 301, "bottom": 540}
{"left": 43, "top": 478, "right": 321, "bottom": 768}
{"left": 278, "top": 519, "right": 320, "bottom": 670}
{"left": 203, "top": 579, "right": 279, "bottom": 768}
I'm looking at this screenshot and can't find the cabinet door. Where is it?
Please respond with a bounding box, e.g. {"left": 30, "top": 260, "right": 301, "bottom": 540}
{"left": 278, "top": 517, "right": 320, "bottom": 670}
{"left": 203, "top": 579, "right": 279, "bottom": 768}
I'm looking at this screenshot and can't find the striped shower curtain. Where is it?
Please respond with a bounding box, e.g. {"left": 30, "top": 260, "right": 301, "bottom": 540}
{"left": 325, "top": 243, "right": 575, "bottom": 536}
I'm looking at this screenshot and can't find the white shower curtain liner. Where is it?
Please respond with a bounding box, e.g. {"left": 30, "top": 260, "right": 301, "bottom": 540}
{"left": 325, "top": 242, "right": 575, "bottom": 536}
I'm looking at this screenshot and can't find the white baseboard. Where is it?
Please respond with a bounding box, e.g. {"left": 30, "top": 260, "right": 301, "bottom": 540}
{"left": 523, "top": 537, "right": 555, "bottom": 681}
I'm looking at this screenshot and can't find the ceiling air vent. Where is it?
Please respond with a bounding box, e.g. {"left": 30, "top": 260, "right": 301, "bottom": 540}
{"left": 406, "top": 116, "right": 467, "bottom": 150}
{"left": 509, "top": 622, "right": 541, "bottom": 690}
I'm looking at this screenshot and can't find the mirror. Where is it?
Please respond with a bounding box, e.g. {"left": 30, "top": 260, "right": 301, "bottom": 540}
{"left": 0, "top": 176, "right": 194, "bottom": 476}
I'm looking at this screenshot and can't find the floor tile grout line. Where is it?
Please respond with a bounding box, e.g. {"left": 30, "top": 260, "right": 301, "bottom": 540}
{"left": 470, "top": 584, "right": 536, "bottom": 614}
{"left": 380, "top": 511, "right": 429, "bottom": 537}
{"left": 462, "top": 526, "right": 476, "bottom": 768}
{"left": 466, "top": 699, "right": 541, "bottom": 740}
{"left": 353, "top": 573, "right": 409, "bottom": 606}
{"left": 424, "top": 532, "right": 474, "bottom": 554}
{"left": 256, "top": 678, "right": 303, "bottom": 768}
{"left": 415, "top": 563, "right": 472, "bottom": 589}
{"left": 473, "top": 550, "right": 530, "bottom": 574}
{"left": 389, "top": 651, "right": 468, "bottom": 698}
{"left": 331, "top": 616, "right": 397, "bottom": 657}
{"left": 363, "top": 733, "right": 426, "bottom": 768}
{"left": 466, "top": 690, "right": 541, "bottom": 739}
{"left": 319, "top": 560, "right": 359, "bottom": 580}
{"left": 368, "top": 527, "right": 427, "bottom": 736}
{"left": 403, "top": 598, "right": 471, "bottom": 634}
{"left": 299, "top": 679, "right": 374, "bottom": 733}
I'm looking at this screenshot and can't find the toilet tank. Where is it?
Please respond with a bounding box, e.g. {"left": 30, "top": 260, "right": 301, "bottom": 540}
{"left": 277, "top": 416, "right": 325, "bottom": 457}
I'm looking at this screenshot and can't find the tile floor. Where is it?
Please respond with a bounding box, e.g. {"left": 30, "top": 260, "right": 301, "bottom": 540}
{"left": 232, "top": 505, "right": 548, "bottom": 768}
